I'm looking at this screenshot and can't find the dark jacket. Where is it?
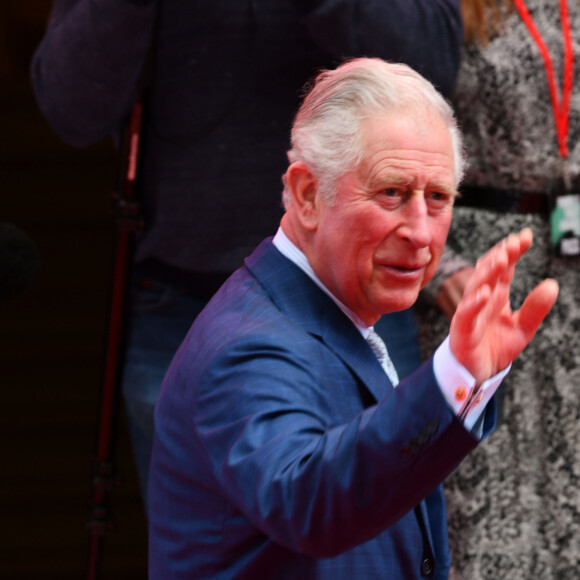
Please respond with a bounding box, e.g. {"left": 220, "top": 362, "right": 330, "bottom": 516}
{"left": 31, "top": 0, "right": 463, "bottom": 276}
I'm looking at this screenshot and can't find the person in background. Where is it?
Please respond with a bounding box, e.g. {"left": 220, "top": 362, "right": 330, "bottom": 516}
{"left": 148, "top": 56, "right": 559, "bottom": 580}
{"left": 30, "top": 0, "right": 465, "bottom": 506}
{"left": 416, "top": 1, "right": 580, "bottom": 577}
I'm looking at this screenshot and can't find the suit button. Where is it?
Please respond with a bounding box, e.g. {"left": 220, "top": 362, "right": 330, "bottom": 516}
{"left": 421, "top": 557, "right": 434, "bottom": 576}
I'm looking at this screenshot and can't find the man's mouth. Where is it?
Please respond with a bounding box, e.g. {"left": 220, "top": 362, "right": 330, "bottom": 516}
{"left": 380, "top": 262, "right": 428, "bottom": 278}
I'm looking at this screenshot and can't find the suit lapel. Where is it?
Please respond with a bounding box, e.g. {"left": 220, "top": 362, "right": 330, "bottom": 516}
{"left": 246, "top": 241, "right": 444, "bottom": 569}
{"left": 244, "top": 239, "right": 393, "bottom": 403}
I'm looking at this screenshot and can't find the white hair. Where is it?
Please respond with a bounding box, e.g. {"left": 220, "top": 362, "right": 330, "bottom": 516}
{"left": 282, "top": 58, "right": 465, "bottom": 208}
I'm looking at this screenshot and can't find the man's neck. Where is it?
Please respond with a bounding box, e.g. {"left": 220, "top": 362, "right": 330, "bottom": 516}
{"left": 273, "top": 227, "right": 371, "bottom": 336}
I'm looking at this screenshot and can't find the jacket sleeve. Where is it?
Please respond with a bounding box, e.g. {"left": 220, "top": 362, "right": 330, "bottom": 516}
{"left": 293, "top": 0, "right": 463, "bottom": 98}
{"left": 187, "top": 332, "right": 479, "bottom": 557}
{"left": 30, "top": 0, "right": 158, "bottom": 146}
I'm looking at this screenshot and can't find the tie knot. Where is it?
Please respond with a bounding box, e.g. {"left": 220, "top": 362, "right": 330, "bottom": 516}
{"left": 366, "top": 330, "right": 399, "bottom": 387}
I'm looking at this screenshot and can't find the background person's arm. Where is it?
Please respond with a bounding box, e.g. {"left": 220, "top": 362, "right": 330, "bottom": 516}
{"left": 30, "top": 0, "right": 158, "bottom": 146}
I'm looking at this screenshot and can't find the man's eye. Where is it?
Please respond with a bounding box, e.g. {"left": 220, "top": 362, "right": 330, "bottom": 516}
{"left": 428, "top": 191, "right": 452, "bottom": 204}
{"left": 382, "top": 188, "right": 401, "bottom": 197}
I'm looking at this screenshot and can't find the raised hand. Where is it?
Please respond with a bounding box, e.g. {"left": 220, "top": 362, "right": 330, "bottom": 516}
{"left": 449, "top": 228, "right": 559, "bottom": 385}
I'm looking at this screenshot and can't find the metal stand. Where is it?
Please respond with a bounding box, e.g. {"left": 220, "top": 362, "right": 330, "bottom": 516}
{"left": 86, "top": 100, "right": 145, "bottom": 580}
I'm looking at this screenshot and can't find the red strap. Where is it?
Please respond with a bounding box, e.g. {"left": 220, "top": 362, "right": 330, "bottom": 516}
{"left": 512, "top": 0, "right": 574, "bottom": 158}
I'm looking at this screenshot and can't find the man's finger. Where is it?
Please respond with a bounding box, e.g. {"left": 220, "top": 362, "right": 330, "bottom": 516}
{"left": 463, "top": 228, "right": 532, "bottom": 296}
{"left": 516, "top": 278, "right": 559, "bottom": 338}
{"left": 450, "top": 283, "right": 491, "bottom": 337}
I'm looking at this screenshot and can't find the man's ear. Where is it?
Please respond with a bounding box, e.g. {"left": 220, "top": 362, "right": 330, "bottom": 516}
{"left": 285, "top": 161, "right": 321, "bottom": 231}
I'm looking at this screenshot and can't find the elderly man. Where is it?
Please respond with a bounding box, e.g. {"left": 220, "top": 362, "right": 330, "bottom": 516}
{"left": 148, "top": 58, "right": 558, "bottom": 579}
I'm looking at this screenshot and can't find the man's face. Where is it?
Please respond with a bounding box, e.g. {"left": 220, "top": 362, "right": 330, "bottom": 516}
{"left": 308, "top": 110, "right": 457, "bottom": 326}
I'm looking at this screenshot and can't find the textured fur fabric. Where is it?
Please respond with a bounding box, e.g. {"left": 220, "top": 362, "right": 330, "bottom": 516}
{"left": 417, "top": 1, "right": 580, "bottom": 578}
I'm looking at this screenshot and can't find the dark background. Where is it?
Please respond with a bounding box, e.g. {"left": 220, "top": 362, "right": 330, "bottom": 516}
{"left": 1, "top": 2, "right": 148, "bottom": 577}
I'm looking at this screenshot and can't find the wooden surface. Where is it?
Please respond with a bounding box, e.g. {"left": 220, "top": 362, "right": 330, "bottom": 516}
{"left": 1, "top": 2, "right": 148, "bottom": 578}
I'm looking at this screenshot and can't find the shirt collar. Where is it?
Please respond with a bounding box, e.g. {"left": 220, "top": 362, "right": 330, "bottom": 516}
{"left": 272, "top": 227, "right": 371, "bottom": 338}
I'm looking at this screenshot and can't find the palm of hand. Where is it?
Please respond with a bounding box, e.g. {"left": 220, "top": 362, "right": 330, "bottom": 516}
{"left": 449, "top": 229, "right": 559, "bottom": 385}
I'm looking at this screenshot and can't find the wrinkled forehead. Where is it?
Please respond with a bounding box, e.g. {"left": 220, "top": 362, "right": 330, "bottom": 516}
{"left": 357, "top": 108, "right": 456, "bottom": 169}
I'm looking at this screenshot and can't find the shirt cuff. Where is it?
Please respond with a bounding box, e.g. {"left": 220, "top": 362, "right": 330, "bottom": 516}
{"left": 433, "top": 336, "right": 510, "bottom": 432}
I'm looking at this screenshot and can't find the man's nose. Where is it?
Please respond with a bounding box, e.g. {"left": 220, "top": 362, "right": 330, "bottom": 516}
{"left": 396, "top": 193, "right": 432, "bottom": 247}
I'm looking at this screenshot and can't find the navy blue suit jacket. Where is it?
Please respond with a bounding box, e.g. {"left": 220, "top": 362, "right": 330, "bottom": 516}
{"left": 149, "top": 239, "right": 495, "bottom": 579}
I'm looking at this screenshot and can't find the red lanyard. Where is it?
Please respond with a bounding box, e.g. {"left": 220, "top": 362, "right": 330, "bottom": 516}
{"left": 512, "top": 0, "right": 574, "bottom": 159}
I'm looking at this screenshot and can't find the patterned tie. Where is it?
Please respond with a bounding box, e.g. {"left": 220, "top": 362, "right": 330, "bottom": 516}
{"left": 366, "top": 329, "right": 399, "bottom": 387}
